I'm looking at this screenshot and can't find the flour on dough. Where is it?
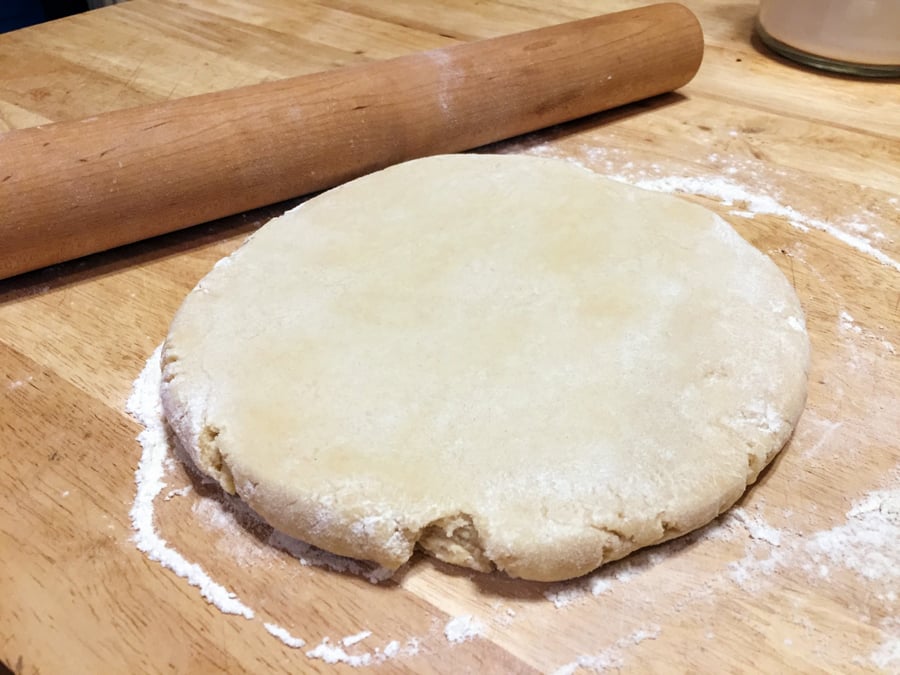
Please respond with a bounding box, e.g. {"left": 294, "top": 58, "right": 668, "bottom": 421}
{"left": 160, "top": 154, "right": 809, "bottom": 582}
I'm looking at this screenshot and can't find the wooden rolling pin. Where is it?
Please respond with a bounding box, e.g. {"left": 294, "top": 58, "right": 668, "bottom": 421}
{"left": 0, "top": 3, "right": 702, "bottom": 280}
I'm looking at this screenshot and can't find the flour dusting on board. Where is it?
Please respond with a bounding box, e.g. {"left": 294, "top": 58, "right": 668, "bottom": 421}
{"left": 542, "top": 475, "right": 900, "bottom": 669}
{"left": 551, "top": 625, "right": 661, "bottom": 675}
{"left": 127, "top": 347, "right": 254, "bottom": 620}
{"left": 805, "top": 488, "right": 900, "bottom": 585}
{"left": 494, "top": 140, "right": 900, "bottom": 273}
{"left": 839, "top": 310, "right": 896, "bottom": 355}
{"left": 444, "top": 615, "right": 486, "bottom": 644}
{"left": 305, "top": 636, "right": 420, "bottom": 667}
{"left": 128, "top": 134, "right": 897, "bottom": 667}
{"left": 127, "top": 348, "right": 421, "bottom": 662}
{"left": 264, "top": 623, "right": 306, "bottom": 649}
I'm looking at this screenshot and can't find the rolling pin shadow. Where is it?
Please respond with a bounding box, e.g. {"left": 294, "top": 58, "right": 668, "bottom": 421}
{"left": 0, "top": 2, "right": 703, "bottom": 280}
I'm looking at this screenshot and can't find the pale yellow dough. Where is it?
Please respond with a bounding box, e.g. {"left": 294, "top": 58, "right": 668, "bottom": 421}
{"left": 161, "top": 154, "right": 809, "bottom": 582}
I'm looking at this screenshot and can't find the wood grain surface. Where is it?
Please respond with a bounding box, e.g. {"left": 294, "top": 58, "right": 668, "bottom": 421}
{"left": 1, "top": 1, "right": 898, "bottom": 673}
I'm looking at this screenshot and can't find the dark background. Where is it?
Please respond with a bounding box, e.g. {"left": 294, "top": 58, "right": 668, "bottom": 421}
{"left": 1, "top": 0, "right": 89, "bottom": 33}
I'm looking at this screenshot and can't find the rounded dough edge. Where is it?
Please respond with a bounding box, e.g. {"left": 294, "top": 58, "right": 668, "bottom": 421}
{"left": 159, "top": 153, "right": 811, "bottom": 582}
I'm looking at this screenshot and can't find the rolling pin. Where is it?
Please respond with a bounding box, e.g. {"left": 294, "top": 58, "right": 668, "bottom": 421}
{"left": 0, "top": 3, "right": 703, "bottom": 280}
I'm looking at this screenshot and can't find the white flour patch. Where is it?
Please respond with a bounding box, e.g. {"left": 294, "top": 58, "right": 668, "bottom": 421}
{"left": 402, "top": 637, "right": 420, "bottom": 656}
{"left": 342, "top": 630, "right": 373, "bottom": 647}
{"left": 305, "top": 635, "right": 418, "bottom": 667}
{"left": 544, "top": 483, "right": 898, "bottom": 606}
{"left": 839, "top": 310, "right": 862, "bottom": 335}
{"left": 544, "top": 584, "right": 594, "bottom": 609}
{"left": 716, "top": 483, "right": 900, "bottom": 603}
{"left": 805, "top": 489, "right": 900, "bottom": 583}
{"left": 796, "top": 413, "right": 844, "bottom": 460}
{"left": 731, "top": 508, "right": 783, "bottom": 547}
{"left": 728, "top": 547, "right": 786, "bottom": 592}
{"left": 552, "top": 625, "right": 661, "bottom": 675}
{"left": 544, "top": 573, "right": 615, "bottom": 608}
{"left": 8, "top": 374, "right": 34, "bottom": 390}
{"left": 192, "top": 496, "right": 239, "bottom": 530}
{"left": 713, "top": 506, "right": 788, "bottom": 592}
{"left": 306, "top": 638, "right": 373, "bottom": 667}
{"left": 264, "top": 622, "right": 305, "bottom": 648}
{"left": 838, "top": 310, "right": 896, "bottom": 355}
{"left": 698, "top": 509, "right": 748, "bottom": 542}
{"left": 444, "top": 614, "right": 486, "bottom": 643}
{"left": 870, "top": 617, "right": 900, "bottom": 670}
{"left": 872, "top": 636, "right": 900, "bottom": 670}
{"left": 127, "top": 347, "right": 254, "bottom": 619}
{"left": 164, "top": 485, "right": 192, "bottom": 501}
{"left": 615, "top": 174, "right": 900, "bottom": 272}
{"left": 488, "top": 601, "right": 519, "bottom": 626}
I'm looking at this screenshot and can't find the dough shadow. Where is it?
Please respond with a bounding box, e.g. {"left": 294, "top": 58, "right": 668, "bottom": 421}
{"left": 165, "top": 411, "right": 796, "bottom": 601}
{"left": 166, "top": 423, "right": 410, "bottom": 587}
{"left": 167, "top": 422, "right": 278, "bottom": 545}
{"left": 0, "top": 196, "right": 306, "bottom": 306}
{"left": 464, "top": 521, "right": 719, "bottom": 602}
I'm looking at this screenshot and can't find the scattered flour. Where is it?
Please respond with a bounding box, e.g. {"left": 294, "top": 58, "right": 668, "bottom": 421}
{"left": 721, "top": 487, "right": 900, "bottom": 596}
{"left": 165, "top": 485, "right": 192, "bottom": 501}
{"left": 544, "top": 585, "right": 592, "bottom": 609}
{"left": 544, "top": 575, "right": 614, "bottom": 608}
{"left": 839, "top": 310, "right": 863, "bottom": 335}
{"left": 731, "top": 508, "right": 783, "bottom": 547}
{"left": 727, "top": 547, "right": 786, "bottom": 591}
{"left": 709, "top": 479, "right": 900, "bottom": 672}
{"left": 872, "top": 637, "right": 900, "bottom": 670}
{"left": 805, "top": 489, "right": 900, "bottom": 583}
{"left": 799, "top": 415, "right": 844, "bottom": 460}
{"left": 127, "top": 348, "right": 419, "bottom": 662}
{"left": 551, "top": 625, "right": 661, "bottom": 675}
{"left": 496, "top": 141, "right": 900, "bottom": 273}
{"left": 839, "top": 310, "right": 896, "bottom": 355}
{"left": 307, "top": 637, "right": 373, "bottom": 667}
{"left": 305, "top": 635, "right": 418, "bottom": 667}
{"left": 342, "top": 630, "right": 373, "bottom": 647}
{"left": 871, "top": 617, "right": 900, "bottom": 670}
{"left": 264, "top": 623, "right": 305, "bottom": 648}
{"left": 402, "top": 637, "right": 421, "bottom": 656}
{"left": 444, "top": 614, "right": 486, "bottom": 643}
{"left": 545, "top": 481, "right": 898, "bottom": 668}
{"left": 192, "top": 496, "right": 239, "bottom": 530}
{"left": 127, "top": 347, "right": 254, "bottom": 620}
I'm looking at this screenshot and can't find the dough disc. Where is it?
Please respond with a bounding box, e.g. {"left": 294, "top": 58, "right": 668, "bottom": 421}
{"left": 161, "top": 154, "right": 809, "bottom": 582}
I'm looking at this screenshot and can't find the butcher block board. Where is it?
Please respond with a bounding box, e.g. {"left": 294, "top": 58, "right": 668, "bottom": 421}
{"left": 1, "top": 1, "right": 898, "bottom": 673}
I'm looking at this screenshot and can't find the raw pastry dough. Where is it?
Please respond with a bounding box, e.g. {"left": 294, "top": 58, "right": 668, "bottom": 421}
{"left": 161, "top": 154, "right": 809, "bottom": 582}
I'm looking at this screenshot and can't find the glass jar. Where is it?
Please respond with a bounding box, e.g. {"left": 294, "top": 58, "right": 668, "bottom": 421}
{"left": 756, "top": 0, "right": 900, "bottom": 77}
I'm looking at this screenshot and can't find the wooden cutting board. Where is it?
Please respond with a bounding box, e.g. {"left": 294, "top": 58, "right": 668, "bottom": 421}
{"left": 1, "top": 1, "right": 898, "bottom": 673}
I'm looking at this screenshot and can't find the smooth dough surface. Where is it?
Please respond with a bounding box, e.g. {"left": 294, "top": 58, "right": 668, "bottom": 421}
{"left": 161, "top": 153, "right": 809, "bottom": 582}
